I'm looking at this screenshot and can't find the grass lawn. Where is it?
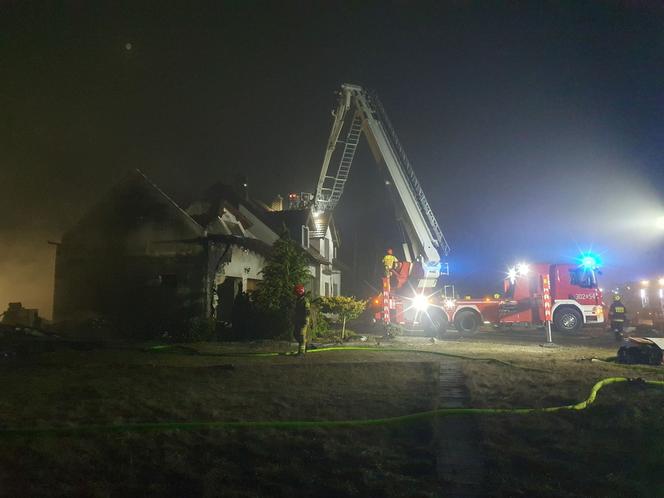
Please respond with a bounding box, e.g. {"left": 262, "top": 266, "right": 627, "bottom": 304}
{"left": 1, "top": 334, "right": 664, "bottom": 497}
{"left": 455, "top": 340, "right": 664, "bottom": 498}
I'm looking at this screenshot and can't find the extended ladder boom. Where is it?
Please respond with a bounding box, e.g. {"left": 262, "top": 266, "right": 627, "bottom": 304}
{"left": 314, "top": 84, "right": 450, "bottom": 279}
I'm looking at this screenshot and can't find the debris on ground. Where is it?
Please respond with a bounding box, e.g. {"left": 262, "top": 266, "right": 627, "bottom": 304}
{"left": 1, "top": 302, "right": 42, "bottom": 328}
{"left": 617, "top": 337, "right": 663, "bottom": 366}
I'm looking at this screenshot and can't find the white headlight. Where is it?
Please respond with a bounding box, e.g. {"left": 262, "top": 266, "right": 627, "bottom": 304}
{"left": 507, "top": 267, "right": 517, "bottom": 282}
{"left": 413, "top": 294, "right": 429, "bottom": 311}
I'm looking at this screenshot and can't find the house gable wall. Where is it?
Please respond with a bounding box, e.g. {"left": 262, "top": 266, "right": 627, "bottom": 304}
{"left": 53, "top": 172, "right": 209, "bottom": 337}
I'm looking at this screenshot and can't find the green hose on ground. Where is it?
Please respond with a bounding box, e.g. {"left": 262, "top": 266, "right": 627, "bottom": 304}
{"left": 144, "top": 344, "right": 549, "bottom": 372}
{"left": 2, "top": 344, "right": 663, "bottom": 438}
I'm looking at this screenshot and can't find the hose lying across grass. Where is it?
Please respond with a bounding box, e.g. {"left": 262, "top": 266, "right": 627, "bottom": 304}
{"left": 1, "top": 346, "right": 663, "bottom": 438}
{"left": 146, "top": 344, "right": 550, "bottom": 372}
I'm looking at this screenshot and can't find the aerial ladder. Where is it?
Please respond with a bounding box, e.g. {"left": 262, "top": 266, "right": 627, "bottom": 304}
{"left": 313, "top": 84, "right": 451, "bottom": 328}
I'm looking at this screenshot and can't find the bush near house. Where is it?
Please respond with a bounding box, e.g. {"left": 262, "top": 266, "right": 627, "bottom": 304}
{"left": 308, "top": 300, "right": 329, "bottom": 341}
{"left": 255, "top": 230, "right": 311, "bottom": 311}
{"left": 316, "top": 296, "right": 367, "bottom": 340}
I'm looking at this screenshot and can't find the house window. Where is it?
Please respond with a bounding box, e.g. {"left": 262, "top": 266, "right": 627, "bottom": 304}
{"left": 301, "top": 225, "right": 310, "bottom": 249}
{"left": 325, "top": 282, "right": 330, "bottom": 297}
{"left": 333, "top": 283, "right": 338, "bottom": 296}
{"left": 160, "top": 274, "right": 178, "bottom": 288}
{"left": 324, "top": 238, "right": 331, "bottom": 260}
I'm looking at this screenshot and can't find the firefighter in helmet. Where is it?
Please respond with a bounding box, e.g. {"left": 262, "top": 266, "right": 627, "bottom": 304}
{"left": 293, "top": 284, "right": 310, "bottom": 355}
{"left": 382, "top": 248, "right": 399, "bottom": 278}
{"left": 609, "top": 294, "right": 627, "bottom": 339}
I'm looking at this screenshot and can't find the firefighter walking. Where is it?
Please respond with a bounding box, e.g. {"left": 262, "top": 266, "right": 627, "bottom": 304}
{"left": 293, "top": 284, "right": 310, "bottom": 355}
{"left": 609, "top": 294, "right": 627, "bottom": 340}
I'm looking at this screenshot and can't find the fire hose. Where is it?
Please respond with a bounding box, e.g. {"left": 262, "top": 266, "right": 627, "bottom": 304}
{"left": 0, "top": 346, "right": 662, "bottom": 438}
{"left": 146, "top": 344, "right": 549, "bottom": 372}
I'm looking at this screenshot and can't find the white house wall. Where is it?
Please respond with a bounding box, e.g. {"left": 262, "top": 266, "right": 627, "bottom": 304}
{"left": 309, "top": 227, "right": 334, "bottom": 262}
{"left": 324, "top": 227, "right": 334, "bottom": 261}
{"left": 213, "top": 246, "right": 341, "bottom": 298}
{"left": 312, "top": 264, "right": 341, "bottom": 297}
{"left": 215, "top": 245, "right": 266, "bottom": 292}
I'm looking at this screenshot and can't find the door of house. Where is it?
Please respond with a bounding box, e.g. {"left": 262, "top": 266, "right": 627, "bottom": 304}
{"left": 216, "top": 278, "right": 240, "bottom": 323}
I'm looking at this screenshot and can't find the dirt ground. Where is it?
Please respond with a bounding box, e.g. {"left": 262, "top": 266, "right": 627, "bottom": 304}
{"left": 1, "top": 326, "right": 663, "bottom": 497}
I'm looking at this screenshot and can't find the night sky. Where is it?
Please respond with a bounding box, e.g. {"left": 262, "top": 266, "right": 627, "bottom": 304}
{"left": 2, "top": 1, "right": 664, "bottom": 317}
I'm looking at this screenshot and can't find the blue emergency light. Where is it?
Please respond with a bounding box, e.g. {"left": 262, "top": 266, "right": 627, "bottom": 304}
{"left": 580, "top": 254, "right": 599, "bottom": 269}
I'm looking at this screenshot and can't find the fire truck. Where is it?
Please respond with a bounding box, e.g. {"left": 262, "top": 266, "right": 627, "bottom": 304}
{"left": 436, "top": 261, "right": 605, "bottom": 335}
{"left": 366, "top": 259, "right": 605, "bottom": 336}
{"left": 312, "top": 84, "right": 605, "bottom": 336}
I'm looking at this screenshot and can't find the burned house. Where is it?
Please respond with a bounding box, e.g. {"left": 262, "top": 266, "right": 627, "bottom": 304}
{"left": 190, "top": 183, "right": 342, "bottom": 298}
{"left": 52, "top": 171, "right": 194, "bottom": 336}
{"left": 53, "top": 171, "right": 341, "bottom": 338}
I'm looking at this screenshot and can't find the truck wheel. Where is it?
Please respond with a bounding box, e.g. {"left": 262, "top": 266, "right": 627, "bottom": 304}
{"left": 425, "top": 309, "right": 448, "bottom": 338}
{"left": 454, "top": 310, "right": 480, "bottom": 335}
{"left": 553, "top": 307, "right": 582, "bottom": 333}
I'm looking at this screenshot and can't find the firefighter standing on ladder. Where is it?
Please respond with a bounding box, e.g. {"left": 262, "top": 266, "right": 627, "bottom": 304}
{"left": 382, "top": 248, "right": 399, "bottom": 278}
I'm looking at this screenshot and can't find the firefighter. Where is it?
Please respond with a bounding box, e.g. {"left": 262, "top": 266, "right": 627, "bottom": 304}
{"left": 609, "top": 294, "right": 627, "bottom": 339}
{"left": 382, "top": 248, "right": 399, "bottom": 278}
{"left": 293, "top": 284, "right": 310, "bottom": 355}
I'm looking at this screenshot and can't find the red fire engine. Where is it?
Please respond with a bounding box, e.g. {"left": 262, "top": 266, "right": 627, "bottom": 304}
{"left": 311, "top": 84, "right": 605, "bottom": 336}
{"left": 372, "top": 259, "right": 604, "bottom": 335}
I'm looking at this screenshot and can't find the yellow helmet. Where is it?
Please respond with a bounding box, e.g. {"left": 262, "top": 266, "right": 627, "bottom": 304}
{"left": 613, "top": 294, "right": 622, "bottom": 301}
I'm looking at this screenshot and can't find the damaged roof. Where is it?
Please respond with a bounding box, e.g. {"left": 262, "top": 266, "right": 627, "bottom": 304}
{"left": 61, "top": 169, "right": 204, "bottom": 247}
{"left": 203, "top": 234, "right": 273, "bottom": 256}
{"left": 189, "top": 182, "right": 276, "bottom": 232}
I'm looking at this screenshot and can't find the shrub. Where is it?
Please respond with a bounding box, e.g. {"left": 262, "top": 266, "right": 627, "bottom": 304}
{"left": 309, "top": 302, "right": 329, "bottom": 341}
{"left": 255, "top": 231, "right": 311, "bottom": 313}
{"left": 316, "top": 296, "right": 367, "bottom": 340}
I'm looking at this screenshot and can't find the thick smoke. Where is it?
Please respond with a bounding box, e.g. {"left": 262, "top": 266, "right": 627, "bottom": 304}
{"left": 0, "top": 233, "right": 57, "bottom": 320}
